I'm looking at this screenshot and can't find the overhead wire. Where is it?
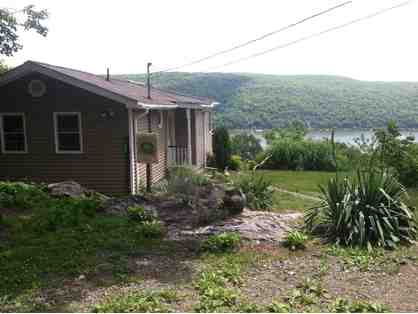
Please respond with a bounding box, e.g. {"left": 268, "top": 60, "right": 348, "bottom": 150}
{"left": 151, "top": 1, "right": 352, "bottom": 75}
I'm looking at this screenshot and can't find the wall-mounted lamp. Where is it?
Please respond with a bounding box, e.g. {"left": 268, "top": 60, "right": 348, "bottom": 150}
{"left": 101, "top": 109, "right": 115, "bottom": 119}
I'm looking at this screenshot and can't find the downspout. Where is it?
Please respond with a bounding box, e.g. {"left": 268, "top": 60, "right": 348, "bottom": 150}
{"left": 128, "top": 108, "right": 136, "bottom": 195}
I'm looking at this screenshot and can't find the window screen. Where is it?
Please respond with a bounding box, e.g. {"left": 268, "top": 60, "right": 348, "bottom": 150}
{"left": 54, "top": 113, "right": 82, "bottom": 152}
{"left": 1, "top": 114, "right": 27, "bottom": 153}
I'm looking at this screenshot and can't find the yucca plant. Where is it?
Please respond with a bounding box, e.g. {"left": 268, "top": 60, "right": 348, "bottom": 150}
{"left": 305, "top": 169, "right": 417, "bottom": 249}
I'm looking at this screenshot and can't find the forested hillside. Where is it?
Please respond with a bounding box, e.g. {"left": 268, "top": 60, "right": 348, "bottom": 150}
{"left": 118, "top": 73, "right": 418, "bottom": 129}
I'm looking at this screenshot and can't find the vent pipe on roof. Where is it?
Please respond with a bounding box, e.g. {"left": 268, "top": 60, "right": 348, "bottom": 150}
{"left": 106, "top": 68, "right": 110, "bottom": 81}
{"left": 147, "top": 62, "right": 152, "bottom": 99}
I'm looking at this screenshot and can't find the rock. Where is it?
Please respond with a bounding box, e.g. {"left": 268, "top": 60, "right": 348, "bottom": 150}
{"left": 47, "top": 181, "right": 110, "bottom": 201}
{"left": 223, "top": 187, "right": 246, "bottom": 215}
{"left": 102, "top": 196, "right": 157, "bottom": 217}
{"left": 48, "top": 181, "right": 86, "bottom": 198}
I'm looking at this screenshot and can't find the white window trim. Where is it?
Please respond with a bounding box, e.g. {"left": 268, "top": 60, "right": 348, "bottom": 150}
{"left": 53, "top": 112, "right": 83, "bottom": 154}
{"left": 0, "top": 113, "right": 28, "bottom": 154}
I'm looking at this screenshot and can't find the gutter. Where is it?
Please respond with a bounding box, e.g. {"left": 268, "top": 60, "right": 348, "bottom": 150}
{"left": 127, "top": 101, "right": 219, "bottom": 110}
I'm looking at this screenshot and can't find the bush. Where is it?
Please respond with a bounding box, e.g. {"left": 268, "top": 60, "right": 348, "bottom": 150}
{"left": 135, "top": 220, "right": 164, "bottom": 239}
{"left": 305, "top": 169, "right": 417, "bottom": 249}
{"left": 127, "top": 206, "right": 156, "bottom": 223}
{"left": 260, "top": 138, "right": 336, "bottom": 171}
{"left": 201, "top": 232, "right": 241, "bottom": 253}
{"left": 213, "top": 127, "right": 232, "bottom": 171}
{"left": 30, "top": 197, "right": 101, "bottom": 233}
{"left": 231, "top": 133, "right": 263, "bottom": 161}
{"left": 0, "top": 182, "right": 49, "bottom": 209}
{"left": 167, "top": 166, "right": 210, "bottom": 205}
{"left": 235, "top": 173, "right": 273, "bottom": 210}
{"left": 283, "top": 231, "right": 308, "bottom": 250}
{"left": 228, "top": 155, "right": 242, "bottom": 171}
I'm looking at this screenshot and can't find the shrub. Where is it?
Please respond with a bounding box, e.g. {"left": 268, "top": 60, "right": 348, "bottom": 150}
{"left": 283, "top": 231, "right": 308, "bottom": 250}
{"left": 228, "top": 155, "right": 242, "bottom": 171}
{"left": 213, "top": 127, "right": 232, "bottom": 170}
{"left": 30, "top": 197, "right": 101, "bottom": 233}
{"left": 0, "top": 182, "right": 49, "bottom": 209}
{"left": 167, "top": 166, "right": 210, "bottom": 205}
{"left": 231, "top": 133, "right": 263, "bottom": 161}
{"left": 134, "top": 220, "right": 164, "bottom": 239}
{"left": 201, "top": 232, "right": 241, "bottom": 253}
{"left": 305, "top": 169, "right": 417, "bottom": 249}
{"left": 260, "top": 138, "right": 336, "bottom": 171}
{"left": 235, "top": 173, "right": 273, "bottom": 210}
{"left": 127, "top": 206, "right": 156, "bottom": 223}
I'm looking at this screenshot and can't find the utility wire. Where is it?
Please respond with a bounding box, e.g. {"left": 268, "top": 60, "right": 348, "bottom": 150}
{"left": 204, "top": 0, "right": 412, "bottom": 71}
{"left": 151, "top": 1, "right": 352, "bottom": 75}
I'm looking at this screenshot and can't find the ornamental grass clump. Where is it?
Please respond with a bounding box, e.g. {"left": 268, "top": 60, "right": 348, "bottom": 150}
{"left": 305, "top": 169, "right": 417, "bottom": 249}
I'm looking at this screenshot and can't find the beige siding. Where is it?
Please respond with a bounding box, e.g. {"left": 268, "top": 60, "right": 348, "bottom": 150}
{"left": 133, "top": 110, "right": 168, "bottom": 192}
{"left": 0, "top": 73, "right": 130, "bottom": 196}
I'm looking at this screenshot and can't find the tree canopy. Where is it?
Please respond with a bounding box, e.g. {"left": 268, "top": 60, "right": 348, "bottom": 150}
{"left": 0, "top": 5, "right": 48, "bottom": 56}
{"left": 119, "top": 73, "right": 418, "bottom": 130}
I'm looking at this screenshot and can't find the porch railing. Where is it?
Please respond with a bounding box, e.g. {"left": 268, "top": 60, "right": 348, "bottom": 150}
{"left": 167, "top": 146, "right": 189, "bottom": 166}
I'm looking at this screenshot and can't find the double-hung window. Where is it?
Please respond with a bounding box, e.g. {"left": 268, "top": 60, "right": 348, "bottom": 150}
{"left": 54, "top": 112, "right": 83, "bottom": 153}
{"left": 0, "top": 113, "right": 27, "bottom": 153}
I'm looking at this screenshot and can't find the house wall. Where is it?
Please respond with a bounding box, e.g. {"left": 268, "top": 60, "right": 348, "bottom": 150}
{"left": 0, "top": 73, "right": 130, "bottom": 195}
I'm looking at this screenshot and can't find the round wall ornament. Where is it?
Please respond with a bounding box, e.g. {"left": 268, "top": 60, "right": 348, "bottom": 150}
{"left": 140, "top": 142, "right": 155, "bottom": 154}
{"left": 28, "top": 79, "right": 47, "bottom": 97}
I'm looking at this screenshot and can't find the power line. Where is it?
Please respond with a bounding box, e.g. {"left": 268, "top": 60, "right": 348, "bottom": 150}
{"left": 151, "top": 1, "right": 352, "bottom": 75}
{"left": 204, "top": 0, "right": 412, "bottom": 71}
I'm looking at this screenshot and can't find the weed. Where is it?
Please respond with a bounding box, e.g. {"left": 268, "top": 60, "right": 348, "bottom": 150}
{"left": 93, "top": 291, "right": 174, "bottom": 313}
{"left": 134, "top": 220, "right": 164, "bottom": 239}
{"left": 328, "top": 297, "right": 389, "bottom": 313}
{"left": 127, "top": 206, "right": 156, "bottom": 223}
{"left": 283, "top": 231, "right": 308, "bottom": 250}
{"left": 201, "top": 232, "right": 241, "bottom": 253}
{"left": 266, "top": 301, "right": 291, "bottom": 313}
{"left": 325, "top": 245, "right": 384, "bottom": 271}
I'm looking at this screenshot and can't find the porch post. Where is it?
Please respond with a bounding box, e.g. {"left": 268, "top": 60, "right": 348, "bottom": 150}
{"left": 186, "top": 108, "right": 192, "bottom": 165}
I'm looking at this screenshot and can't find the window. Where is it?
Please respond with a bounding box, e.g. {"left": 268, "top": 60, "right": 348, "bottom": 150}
{"left": 0, "top": 113, "right": 27, "bottom": 153}
{"left": 54, "top": 112, "right": 83, "bottom": 153}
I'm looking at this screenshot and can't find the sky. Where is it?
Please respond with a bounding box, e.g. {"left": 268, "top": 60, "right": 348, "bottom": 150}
{"left": 2, "top": 0, "right": 418, "bottom": 81}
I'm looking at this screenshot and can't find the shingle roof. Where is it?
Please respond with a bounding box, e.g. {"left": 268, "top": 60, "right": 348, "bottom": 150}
{"left": 19, "top": 61, "right": 214, "bottom": 107}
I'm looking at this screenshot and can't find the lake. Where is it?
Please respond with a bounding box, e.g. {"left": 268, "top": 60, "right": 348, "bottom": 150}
{"left": 250, "top": 129, "right": 418, "bottom": 149}
{"left": 306, "top": 130, "right": 418, "bottom": 145}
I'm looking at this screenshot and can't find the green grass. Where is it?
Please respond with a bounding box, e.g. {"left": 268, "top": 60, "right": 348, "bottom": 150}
{"left": 272, "top": 191, "right": 316, "bottom": 212}
{"left": 258, "top": 170, "right": 345, "bottom": 196}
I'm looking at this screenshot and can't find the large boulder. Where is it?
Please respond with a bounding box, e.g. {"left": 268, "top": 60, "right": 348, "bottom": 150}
{"left": 47, "top": 181, "right": 110, "bottom": 201}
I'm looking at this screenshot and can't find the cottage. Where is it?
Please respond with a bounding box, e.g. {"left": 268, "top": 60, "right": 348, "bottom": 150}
{"left": 0, "top": 61, "right": 216, "bottom": 195}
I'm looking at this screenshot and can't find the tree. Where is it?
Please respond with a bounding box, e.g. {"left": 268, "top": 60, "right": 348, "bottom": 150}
{"left": 231, "top": 133, "right": 263, "bottom": 161}
{"left": 0, "top": 60, "right": 8, "bottom": 74}
{"left": 0, "top": 5, "right": 48, "bottom": 56}
{"left": 213, "top": 127, "right": 232, "bottom": 170}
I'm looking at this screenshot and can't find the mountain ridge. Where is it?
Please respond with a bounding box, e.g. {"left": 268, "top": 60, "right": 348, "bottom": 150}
{"left": 116, "top": 72, "right": 418, "bottom": 129}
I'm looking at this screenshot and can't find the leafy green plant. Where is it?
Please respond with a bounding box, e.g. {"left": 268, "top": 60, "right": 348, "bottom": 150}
{"left": 305, "top": 169, "right": 417, "bottom": 249}
{"left": 93, "top": 291, "right": 174, "bottom": 313}
{"left": 283, "top": 231, "right": 308, "bottom": 250}
{"left": 201, "top": 232, "right": 241, "bottom": 253}
{"left": 266, "top": 301, "right": 291, "bottom": 313}
{"left": 135, "top": 220, "right": 164, "bottom": 239}
{"left": 228, "top": 154, "right": 242, "bottom": 171}
{"left": 328, "top": 297, "right": 389, "bottom": 313}
{"left": 235, "top": 173, "right": 273, "bottom": 210}
{"left": 231, "top": 133, "right": 263, "bottom": 161}
{"left": 0, "top": 182, "right": 49, "bottom": 209}
{"left": 127, "top": 206, "right": 156, "bottom": 223}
